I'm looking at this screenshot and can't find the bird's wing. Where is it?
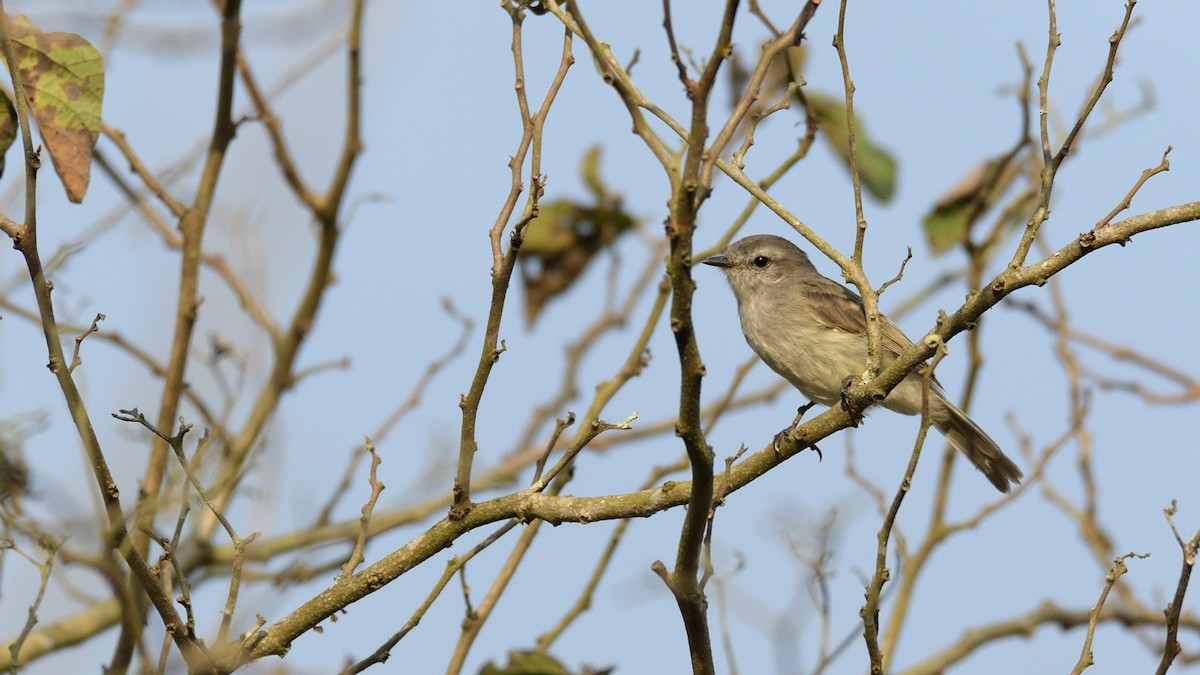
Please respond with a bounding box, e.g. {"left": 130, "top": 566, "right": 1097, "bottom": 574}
{"left": 800, "top": 278, "right": 916, "bottom": 360}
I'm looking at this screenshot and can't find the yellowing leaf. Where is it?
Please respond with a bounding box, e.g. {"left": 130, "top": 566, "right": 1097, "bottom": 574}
{"left": 4, "top": 16, "right": 104, "bottom": 203}
{"left": 0, "top": 92, "right": 15, "bottom": 179}
{"left": 519, "top": 148, "right": 639, "bottom": 325}
{"left": 519, "top": 198, "right": 637, "bottom": 325}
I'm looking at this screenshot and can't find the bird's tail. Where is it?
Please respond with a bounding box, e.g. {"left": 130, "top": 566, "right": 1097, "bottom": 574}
{"left": 931, "top": 395, "right": 1023, "bottom": 493}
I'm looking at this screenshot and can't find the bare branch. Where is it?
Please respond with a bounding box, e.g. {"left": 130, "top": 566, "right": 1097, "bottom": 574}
{"left": 1094, "top": 146, "right": 1172, "bottom": 231}
{"left": 1157, "top": 502, "right": 1200, "bottom": 675}
{"left": 67, "top": 313, "right": 105, "bottom": 375}
{"left": 338, "top": 438, "right": 385, "bottom": 580}
{"left": 457, "top": 4, "right": 573, "bottom": 515}
{"left": 1072, "top": 552, "right": 1149, "bottom": 674}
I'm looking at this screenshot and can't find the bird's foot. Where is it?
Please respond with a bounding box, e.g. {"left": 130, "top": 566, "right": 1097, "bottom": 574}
{"left": 791, "top": 400, "right": 817, "bottom": 427}
{"left": 772, "top": 420, "right": 820, "bottom": 456}
{"left": 840, "top": 376, "right": 864, "bottom": 427}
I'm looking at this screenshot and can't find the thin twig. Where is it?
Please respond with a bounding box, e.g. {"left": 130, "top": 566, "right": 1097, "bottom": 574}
{"left": 1071, "top": 552, "right": 1150, "bottom": 674}
{"left": 1093, "top": 146, "right": 1171, "bottom": 231}
{"left": 1009, "top": 297, "right": 1200, "bottom": 404}
{"left": 456, "top": 4, "right": 572, "bottom": 515}
{"left": 662, "top": 0, "right": 690, "bottom": 87}
{"left": 67, "top": 313, "right": 105, "bottom": 374}
{"left": 316, "top": 296, "right": 472, "bottom": 527}
{"left": 530, "top": 414, "right": 636, "bottom": 494}
{"left": 731, "top": 82, "right": 797, "bottom": 169}
{"left": 5, "top": 536, "right": 64, "bottom": 673}
{"left": 101, "top": 123, "right": 186, "bottom": 217}
{"left": 339, "top": 438, "right": 384, "bottom": 580}
{"left": 1012, "top": 0, "right": 1138, "bottom": 267}
{"left": 863, "top": 339, "right": 946, "bottom": 672}
{"left": 1157, "top": 502, "right": 1199, "bottom": 675}
{"left": 114, "top": 409, "right": 238, "bottom": 543}
{"left": 875, "top": 248, "right": 912, "bottom": 297}
{"left": 903, "top": 600, "right": 1197, "bottom": 675}
{"left": 530, "top": 414, "right": 575, "bottom": 486}
{"left": 340, "top": 521, "right": 519, "bottom": 675}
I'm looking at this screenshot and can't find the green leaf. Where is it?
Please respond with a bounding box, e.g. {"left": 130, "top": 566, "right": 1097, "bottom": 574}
{"left": 922, "top": 155, "right": 1025, "bottom": 254}
{"left": 479, "top": 651, "right": 569, "bottom": 675}
{"left": 478, "top": 650, "right": 614, "bottom": 675}
{"left": 923, "top": 200, "right": 973, "bottom": 255}
{"left": 763, "top": 44, "right": 808, "bottom": 98}
{"left": 4, "top": 15, "right": 105, "bottom": 203}
{"left": 520, "top": 200, "right": 584, "bottom": 258}
{"left": 809, "top": 93, "right": 897, "bottom": 202}
{"left": 580, "top": 145, "right": 606, "bottom": 200}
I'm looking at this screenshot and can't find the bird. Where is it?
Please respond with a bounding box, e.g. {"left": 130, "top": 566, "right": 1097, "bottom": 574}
{"left": 703, "top": 234, "right": 1022, "bottom": 492}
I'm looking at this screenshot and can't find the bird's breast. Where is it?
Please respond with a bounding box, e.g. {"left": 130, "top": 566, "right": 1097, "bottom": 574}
{"left": 736, "top": 295, "right": 867, "bottom": 406}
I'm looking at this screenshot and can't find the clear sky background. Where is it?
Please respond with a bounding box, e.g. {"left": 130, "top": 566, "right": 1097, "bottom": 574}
{"left": 1, "top": 1, "right": 1198, "bottom": 674}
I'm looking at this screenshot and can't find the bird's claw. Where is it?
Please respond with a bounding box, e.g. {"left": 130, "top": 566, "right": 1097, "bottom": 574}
{"left": 773, "top": 422, "right": 823, "bottom": 461}
{"left": 840, "top": 376, "right": 864, "bottom": 427}
{"left": 772, "top": 428, "right": 788, "bottom": 455}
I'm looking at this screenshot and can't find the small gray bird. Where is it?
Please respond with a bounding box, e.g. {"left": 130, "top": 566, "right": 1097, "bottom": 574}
{"left": 704, "top": 234, "right": 1022, "bottom": 492}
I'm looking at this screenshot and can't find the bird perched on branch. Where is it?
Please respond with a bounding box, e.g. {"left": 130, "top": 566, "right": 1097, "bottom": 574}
{"left": 704, "top": 234, "right": 1022, "bottom": 492}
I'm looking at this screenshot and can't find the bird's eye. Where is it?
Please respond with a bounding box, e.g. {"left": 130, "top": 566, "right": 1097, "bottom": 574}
{"left": 753, "top": 256, "right": 769, "bottom": 268}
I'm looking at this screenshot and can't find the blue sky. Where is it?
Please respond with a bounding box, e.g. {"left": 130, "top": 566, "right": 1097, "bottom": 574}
{"left": 1, "top": 1, "right": 1199, "bottom": 673}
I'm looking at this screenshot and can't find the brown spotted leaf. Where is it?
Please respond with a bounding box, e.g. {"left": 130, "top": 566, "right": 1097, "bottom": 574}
{"left": 519, "top": 148, "right": 639, "bottom": 325}
{"left": 519, "top": 198, "right": 637, "bottom": 325}
{"left": 4, "top": 16, "right": 104, "bottom": 203}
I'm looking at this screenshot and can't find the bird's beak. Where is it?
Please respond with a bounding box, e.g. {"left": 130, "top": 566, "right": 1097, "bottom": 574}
{"left": 702, "top": 253, "right": 731, "bottom": 268}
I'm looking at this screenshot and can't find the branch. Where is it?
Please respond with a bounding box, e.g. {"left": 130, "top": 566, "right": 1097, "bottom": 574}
{"left": 134, "top": 0, "right": 245, "bottom": 587}
{"left": 902, "top": 599, "right": 1197, "bottom": 675}
{"left": 338, "top": 438, "right": 384, "bottom": 580}
{"left": 455, "top": 4, "right": 572, "bottom": 515}
{"left": 1012, "top": 0, "right": 1139, "bottom": 267}
{"left": 112, "top": 409, "right": 262, "bottom": 650}
{"left": 339, "top": 521, "right": 519, "bottom": 675}
{"left": 654, "top": 1, "right": 744, "bottom": 669}
{"left": 67, "top": 313, "right": 105, "bottom": 375}
{"left": 863, "top": 345, "right": 946, "bottom": 672}
{"left": 195, "top": 0, "right": 366, "bottom": 546}
{"left": 4, "top": 536, "right": 64, "bottom": 673}
{"left": 1094, "top": 146, "right": 1171, "bottom": 231}
{"left": 0, "top": 3, "right": 215, "bottom": 668}
{"left": 1072, "top": 552, "right": 1149, "bottom": 674}
{"left": 1158, "top": 502, "right": 1200, "bottom": 675}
